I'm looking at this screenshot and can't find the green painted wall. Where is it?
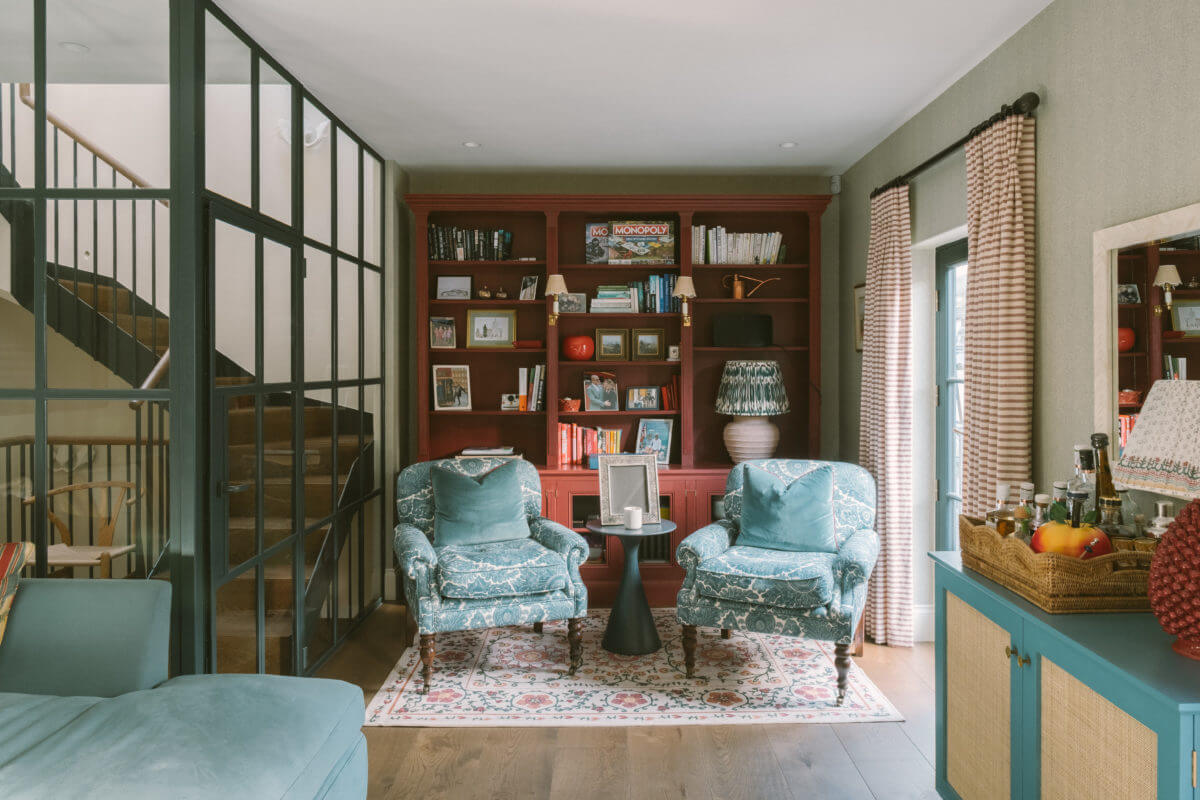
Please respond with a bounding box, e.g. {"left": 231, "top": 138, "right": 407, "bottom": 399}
{"left": 402, "top": 172, "right": 843, "bottom": 458}
{"left": 839, "top": 0, "right": 1200, "bottom": 484}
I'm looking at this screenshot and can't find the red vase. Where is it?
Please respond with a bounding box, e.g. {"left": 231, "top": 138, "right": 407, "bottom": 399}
{"left": 1149, "top": 499, "right": 1200, "bottom": 659}
{"left": 562, "top": 335, "right": 594, "bottom": 361}
{"left": 1117, "top": 327, "right": 1136, "bottom": 352}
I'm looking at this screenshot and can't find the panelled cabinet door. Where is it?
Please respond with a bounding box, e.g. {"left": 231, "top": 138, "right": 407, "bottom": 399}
{"left": 941, "top": 590, "right": 1019, "bottom": 800}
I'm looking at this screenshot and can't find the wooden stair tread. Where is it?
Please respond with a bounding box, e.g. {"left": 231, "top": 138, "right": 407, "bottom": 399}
{"left": 216, "top": 609, "right": 295, "bottom": 637}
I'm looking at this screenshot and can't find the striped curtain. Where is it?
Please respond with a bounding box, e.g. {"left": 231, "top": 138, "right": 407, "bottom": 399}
{"left": 858, "top": 185, "right": 913, "bottom": 648}
{"left": 962, "top": 115, "right": 1037, "bottom": 516}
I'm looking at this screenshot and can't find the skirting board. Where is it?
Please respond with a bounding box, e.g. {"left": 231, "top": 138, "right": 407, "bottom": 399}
{"left": 913, "top": 603, "right": 934, "bottom": 642}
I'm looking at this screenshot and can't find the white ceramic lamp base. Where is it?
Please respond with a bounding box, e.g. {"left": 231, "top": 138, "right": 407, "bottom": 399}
{"left": 723, "top": 416, "right": 780, "bottom": 463}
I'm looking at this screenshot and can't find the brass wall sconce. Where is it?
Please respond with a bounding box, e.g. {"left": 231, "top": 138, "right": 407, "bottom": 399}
{"left": 1154, "top": 264, "right": 1181, "bottom": 317}
{"left": 672, "top": 276, "right": 696, "bottom": 327}
{"left": 545, "top": 273, "right": 567, "bottom": 326}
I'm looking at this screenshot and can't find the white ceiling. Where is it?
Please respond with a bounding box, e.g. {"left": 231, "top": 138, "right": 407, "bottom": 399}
{"left": 49, "top": 0, "right": 1057, "bottom": 174}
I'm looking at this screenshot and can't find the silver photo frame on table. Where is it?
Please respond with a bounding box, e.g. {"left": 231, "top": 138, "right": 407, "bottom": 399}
{"left": 597, "top": 453, "right": 660, "bottom": 526}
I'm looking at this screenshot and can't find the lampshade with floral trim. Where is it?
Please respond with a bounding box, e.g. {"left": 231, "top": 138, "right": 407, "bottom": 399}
{"left": 1113, "top": 380, "right": 1200, "bottom": 499}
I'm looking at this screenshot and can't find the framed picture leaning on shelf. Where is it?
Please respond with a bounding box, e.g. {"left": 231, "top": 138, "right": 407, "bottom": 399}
{"left": 635, "top": 418, "right": 673, "bottom": 464}
{"left": 626, "top": 386, "right": 661, "bottom": 410}
{"left": 1171, "top": 299, "right": 1200, "bottom": 337}
{"left": 598, "top": 453, "right": 660, "bottom": 526}
{"left": 583, "top": 371, "right": 619, "bottom": 411}
{"left": 519, "top": 274, "right": 539, "bottom": 300}
{"left": 433, "top": 365, "right": 472, "bottom": 410}
{"left": 595, "top": 328, "right": 628, "bottom": 361}
{"left": 560, "top": 292, "right": 587, "bottom": 314}
{"left": 632, "top": 328, "right": 665, "bottom": 360}
{"left": 429, "top": 316, "right": 456, "bottom": 349}
{"left": 467, "top": 309, "right": 516, "bottom": 348}
{"left": 436, "top": 275, "right": 472, "bottom": 300}
{"left": 1118, "top": 283, "right": 1142, "bottom": 304}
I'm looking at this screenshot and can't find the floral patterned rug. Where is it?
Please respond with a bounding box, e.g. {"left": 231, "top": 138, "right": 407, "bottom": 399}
{"left": 365, "top": 609, "right": 902, "bottom": 726}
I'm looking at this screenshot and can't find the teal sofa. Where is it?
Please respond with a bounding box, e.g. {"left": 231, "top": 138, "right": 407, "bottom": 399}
{"left": 0, "top": 579, "right": 366, "bottom": 799}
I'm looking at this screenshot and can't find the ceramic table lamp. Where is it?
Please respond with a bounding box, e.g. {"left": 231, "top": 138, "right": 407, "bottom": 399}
{"left": 714, "top": 360, "right": 789, "bottom": 462}
{"left": 1113, "top": 379, "right": 1200, "bottom": 659}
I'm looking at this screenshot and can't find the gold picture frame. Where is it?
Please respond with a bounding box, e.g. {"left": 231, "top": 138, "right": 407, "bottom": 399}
{"left": 595, "top": 328, "right": 628, "bottom": 361}
{"left": 466, "top": 309, "right": 516, "bottom": 348}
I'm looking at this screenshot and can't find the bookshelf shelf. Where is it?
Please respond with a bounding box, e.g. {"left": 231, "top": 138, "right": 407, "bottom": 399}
{"left": 690, "top": 263, "right": 809, "bottom": 270}
{"left": 431, "top": 410, "right": 546, "bottom": 417}
{"left": 558, "top": 263, "right": 680, "bottom": 271}
{"left": 559, "top": 360, "right": 679, "bottom": 366}
{"left": 559, "top": 312, "right": 680, "bottom": 321}
{"left": 694, "top": 345, "right": 810, "bottom": 353}
{"left": 430, "top": 260, "right": 545, "bottom": 268}
{"left": 429, "top": 299, "right": 545, "bottom": 306}
{"left": 558, "top": 410, "right": 681, "bottom": 418}
{"left": 431, "top": 348, "right": 548, "bottom": 355}
{"left": 694, "top": 297, "right": 810, "bottom": 304}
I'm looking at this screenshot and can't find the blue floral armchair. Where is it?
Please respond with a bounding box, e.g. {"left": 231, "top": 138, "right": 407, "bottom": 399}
{"left": 676, "top": 459, "right": 878, "bottom": 705}
{"left": 394, "top": 458, "right": 588, "bottom": 692}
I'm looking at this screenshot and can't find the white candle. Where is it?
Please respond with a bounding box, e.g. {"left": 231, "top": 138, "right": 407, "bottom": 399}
{"left": 624, "top": 506, "right": 643, "bottom": 530}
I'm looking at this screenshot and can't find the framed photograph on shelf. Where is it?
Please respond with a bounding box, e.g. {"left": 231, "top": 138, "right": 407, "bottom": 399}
{"left": 582, "top": 371, "right": 619, "bottom": 411}
{"left": 625, "top": 386, "right": 661, "bottom": 410}
{"left": 852, "top": 283, "right": 866, "bottom": 353}
{"left": 432, "top": 365, "right": 471, "bottom": 410}
{"left": 595, "top": 328, "right": 628, "bottom": 361}
{"left": 1117, "top": 283, "right": 1142, "bottom": 304}
{"left": 632, "top": 328, "right": 665, "bottom": 360}
{"left": 436, "top": 275, "right": 472, "bottom": 300}
{"left": 429, "top": 316, "right": 456, "bottom": 349}
{"left": 559, "top": 292, "right": 587, "bottom": 314}
{"left": 1171, "top": 299, "right": 1200, "bottom": 338}
{"left": 635, "top": 418, "right": 673, "bottom": 464}
{"left": 519, "top": 275, "right": 539, "bottom": 300}
{"left": 597, "top": 453, "right": 661, "bottom": 526}
{"left": 466, "top": 309, "right": 516, "bottom": 348}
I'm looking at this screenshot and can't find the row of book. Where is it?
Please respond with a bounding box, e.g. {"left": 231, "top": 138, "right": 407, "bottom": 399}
{"left": 659, "top": 374, "right": 681, "bottom": 411}
{"left": 428, "top": 224, "right": 514, "bottom": 261}
{"left": 590, "top": 276, "right": 681, "bottom": 313}
{"left": 692, "top": 226, "right": 787, "bottom": 265}
{"left": 1118, "top": 413, "right": 1137, "bottom": 453}
{"left": 517, "top": 365, "right": 547, "bottom": 411}
{"left": 1164, "top": 355, "right": 1189, "bottom": 380}
{"left": 558, "top": 423, "right": 622, "bottom": 466}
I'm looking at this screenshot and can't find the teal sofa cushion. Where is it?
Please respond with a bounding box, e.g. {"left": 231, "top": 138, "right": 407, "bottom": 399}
{"left": 437, "top": 538, "right": 568, "bottom": 599}
{"left": 0, "top": 674, "right": 365, "bottom": 799}
{"left": 695, "top": 547, "right": 835, "bottom": 609}
{"left": 432, "top": 460, "right": 531, "bottom": 547}
{"left": 736, "top": 464, "right": 837, "bottom": 553}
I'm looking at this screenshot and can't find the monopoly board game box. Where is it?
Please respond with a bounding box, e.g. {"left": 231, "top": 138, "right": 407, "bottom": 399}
{"left": 606, "top": 220, "right": 675, "bottom": 265}
{"left": 585, "top": 222, "right": 609, "bottom": 264}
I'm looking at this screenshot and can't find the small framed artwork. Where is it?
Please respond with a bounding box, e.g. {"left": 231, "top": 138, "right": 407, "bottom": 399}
{"left": 500, "top": 393, "right": 520, "bottom": 411}
{"left": 667, "top": 345, "right": 681, "bottom": 361}
{"left": 1171, "top": 299, "right": 1200, "bottom": 337}
{"left": 632, "top": 328, "right": 665, "bottom": 361}
{"left": 429, "top": 316, "right": 456, "bottom": 349}
{"left": 635, "top": 418, "right": 673, "bottom": 465}
{"left": 559, "top": 292, "right": 587, "bottom": 314}
{"left": 583, "top": 370, "right": 619, "bottom": 411}
{"left": 595, "top": 328, "right": 628, "bottom": 361}
{"left": 432, "top": 365, "right": 471, "bottom": 410}
{"left": 519, "top": 275, "right": 539, "bottom": 300}
{"left": 466, "top": 309, "right": 516, "bottom": 348}
{"left": 625, "top": 386, "right": 661, "bottom": 410}
{"left": 852, "top": 283, "right": 866, "bottom": 353}
{"left": 1117, "top": 283, "right": 1142, "bottom": 305}
{"left": 436, "top": 275, "right": 472, "bottom": 300}
{"left": 597, "top": 453, "right": 661, "bottom": 526}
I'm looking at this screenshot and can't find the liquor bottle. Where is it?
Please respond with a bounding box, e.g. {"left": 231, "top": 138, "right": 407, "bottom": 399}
{"left": 1091, "top": 432, "right": 1119, "bottom": 505}
{"left": 1094, "top": 497, "right": 1130, "bottom": 547}
{"left": 985, "top": 482, "right": 1015, "bottom": 536}
{"left": 1049, "top": 481, "right": 1070, "bottom": 522}
{"left": 1067, "top": 490, "right": 1090, "bottom": 529}
{"left": 1115, "top": 484, "right": 1146, "bottom": 538}
{"left": 1013, "top": 482, "right": 1036, "bottom": 540}
{"left": 1067, "top": 447, "right": 1097, "bottom": 522}
{"left": 1033, "top": 493, "right": 1050, "bottom": 529}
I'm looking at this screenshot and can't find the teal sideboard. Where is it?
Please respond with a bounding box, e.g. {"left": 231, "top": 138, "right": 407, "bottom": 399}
{"left": 933, "top": 551, "right": 1200, "bottom": 800}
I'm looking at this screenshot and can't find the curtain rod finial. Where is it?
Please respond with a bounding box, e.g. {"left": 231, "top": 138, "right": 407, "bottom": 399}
{"left": 1013, "top": 92, "right": 1040, "bottom": 114}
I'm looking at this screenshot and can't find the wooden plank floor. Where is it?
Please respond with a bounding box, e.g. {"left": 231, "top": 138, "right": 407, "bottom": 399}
{"left": 318, "top": 605, "right": 937, "bottom": 800}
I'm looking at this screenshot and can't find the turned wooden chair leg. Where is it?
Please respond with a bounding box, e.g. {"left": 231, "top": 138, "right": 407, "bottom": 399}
{"left": 419, "top": 633, "right": 436, "bottom": 694}
{"left": 720, "top": 628, "right": 731, "bottom": 639}
{"left": 567, "top": 618, "right": 583, "bottom": 675}
{"left": 682, "top": 624, "right": 697, "bottom": 678}
{"left": 834, "top": 642, "right": 851, "bottom": 706}
{"left": 533, "top": 621, "right": 544, "bottom": 634}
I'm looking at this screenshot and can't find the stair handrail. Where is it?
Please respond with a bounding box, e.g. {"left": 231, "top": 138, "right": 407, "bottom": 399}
{"left": 129, "top": 349, "right": 170, "bottom": 410}
{"left": 18, "top": 83, "right": 167, "bottom": 205}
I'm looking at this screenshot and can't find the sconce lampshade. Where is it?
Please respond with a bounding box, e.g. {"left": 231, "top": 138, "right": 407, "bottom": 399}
{"left": 1154, "top": 265, "right": 1182, "bottom": 288}
{"left": 672, "top": 276, "right": 697, "bottom": 299}
{"left": 544, "top": 274, "right": 568, "bottom": 297}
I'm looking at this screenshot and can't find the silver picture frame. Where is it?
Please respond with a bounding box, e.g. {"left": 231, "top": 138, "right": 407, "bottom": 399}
{"left": 597, "top": 453, "right": 660, "bottom": 526}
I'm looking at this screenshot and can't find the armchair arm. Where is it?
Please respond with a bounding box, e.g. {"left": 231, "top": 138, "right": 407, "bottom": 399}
{"left": 834, "top": 528, "right": 879, "bottom": 588}
{"left": 676, "top": 520, "right": 736, "bottom": 573}
{"left": 393, "top": 523, "right": 438, "bottom": 599}
{"left": 529, "top": 517, "right": 588, "bottom": 565}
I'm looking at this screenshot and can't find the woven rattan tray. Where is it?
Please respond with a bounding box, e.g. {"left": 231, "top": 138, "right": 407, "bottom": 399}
{"left": 958, "top": 516, "right": 1152, "bottom": 613}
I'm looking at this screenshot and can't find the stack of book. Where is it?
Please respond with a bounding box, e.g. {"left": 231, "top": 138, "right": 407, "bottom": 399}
{"left": 1117, "top": 414, "right": 1137, "bottom": 454}
{"left": 590, "top": 285, "right": 636, "bottom": 313}
{"left": 427, "top": 223, "right": 514, "bottom": 261}
{"left": 659, "top": 374, "right": 681, "bottom": 410}
{"left": 1164, "top": 355, "right": 1189, "bottom": 380}
{"left": 517, "top": 365, "right": 547, "bottom": 411}
{"left": 557, "top": 424, "right": 621, "bottom": 466}
{"left": 589, "top": 277, "right": 680, "bottom": 313}
{"left": 692, "top": 225, "right": 785, "bottom": 264}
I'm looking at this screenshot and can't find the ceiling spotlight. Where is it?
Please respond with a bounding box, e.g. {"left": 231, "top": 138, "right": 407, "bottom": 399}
{"left": 779, "top": 141, "right": 797, "bottom": 149}
{"left": 58, "top": 41, "right": 90, "bottom": 54}
{"left": 462, "top": 141, "right": 482, "bottom": 149}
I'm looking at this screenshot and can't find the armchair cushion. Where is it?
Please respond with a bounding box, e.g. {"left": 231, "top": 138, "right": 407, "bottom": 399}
{"left": 432, "top": 460, "right": 530, "bottom": 547}
{"left": 436, "top": 538, "right": 568, "bottom": 600}
{"left": 695, "top": 546, "right": 835, "bottom": 610}
{"left": 737, "top": 465, "right": 836, "bottom": 553}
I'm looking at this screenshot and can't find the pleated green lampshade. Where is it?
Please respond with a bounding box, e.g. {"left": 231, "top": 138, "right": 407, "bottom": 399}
{"left": 714, "top": 360, "right": 789, "bottom": 416}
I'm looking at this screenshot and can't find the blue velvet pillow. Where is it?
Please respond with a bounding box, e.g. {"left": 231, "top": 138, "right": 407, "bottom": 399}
{"left": 432, "top": 461, "right": 531, "bottom": 547}
{"left": 736, "top": 465, "right": 837, "bottom": 553}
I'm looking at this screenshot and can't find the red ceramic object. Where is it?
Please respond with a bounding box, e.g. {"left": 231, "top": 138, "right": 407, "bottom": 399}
{"left": 562, "top": 335, "right": 594, "bottom": 361}
{"left": 1149, "top": 499, "right": 1200, "bottom": 659}
{"left": 1117, "top": 327, "right": 1136, "bottom": 352}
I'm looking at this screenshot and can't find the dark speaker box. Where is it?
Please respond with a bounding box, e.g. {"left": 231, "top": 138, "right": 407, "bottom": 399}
{"left": 712, "top": 312, "right": 773, "bottom": 348}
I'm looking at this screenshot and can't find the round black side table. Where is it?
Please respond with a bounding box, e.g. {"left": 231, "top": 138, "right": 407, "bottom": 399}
{"left": 586, "top": 519, "right": 677, "bottom": 655}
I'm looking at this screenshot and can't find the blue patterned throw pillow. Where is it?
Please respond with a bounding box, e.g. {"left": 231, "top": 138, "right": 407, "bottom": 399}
{"left": 432, "top": 460, "right": 531, "bottom": 547}
{"left": 736, "top": 465, "right": 837, "bottom": 553}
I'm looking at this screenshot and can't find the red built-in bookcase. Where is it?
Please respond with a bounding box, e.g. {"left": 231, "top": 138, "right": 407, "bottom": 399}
{"left": 406, "top": 194, "right": 830, "bottom": 605}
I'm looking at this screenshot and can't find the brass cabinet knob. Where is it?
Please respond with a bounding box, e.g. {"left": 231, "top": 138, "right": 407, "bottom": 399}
{"left": 1005, "top": 645, "right": 1018, "bottom": 659}
{"left": 1018, "top": 655, "right": 1031, "bottom": 668}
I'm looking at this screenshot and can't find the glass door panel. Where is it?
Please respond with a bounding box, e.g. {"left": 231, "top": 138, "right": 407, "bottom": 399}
{"left": 937, "top": 240, "right": 968, "bottom": 550}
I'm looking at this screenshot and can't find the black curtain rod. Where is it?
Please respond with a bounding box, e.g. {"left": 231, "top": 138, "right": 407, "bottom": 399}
{"left": 869, "top": 91, "right": 1040, "bottom": 199}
